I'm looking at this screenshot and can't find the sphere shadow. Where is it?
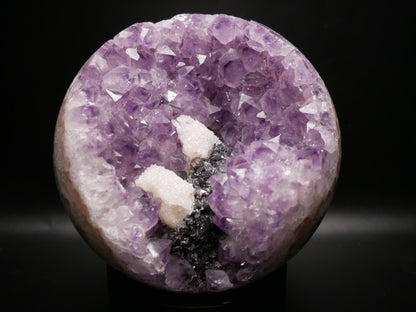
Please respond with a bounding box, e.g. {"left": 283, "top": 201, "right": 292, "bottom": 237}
{"left": 107, "top": 264, "right": 286, "bottom": 311}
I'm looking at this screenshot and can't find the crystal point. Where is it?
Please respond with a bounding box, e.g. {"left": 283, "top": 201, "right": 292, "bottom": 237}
{"left": 54, "top": 13, "right": 340, "bottom": 293}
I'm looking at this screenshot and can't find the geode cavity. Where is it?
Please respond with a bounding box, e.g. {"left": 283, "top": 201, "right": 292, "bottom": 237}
{"left": 54, "top": 13, "right": 341, "bottom": 292}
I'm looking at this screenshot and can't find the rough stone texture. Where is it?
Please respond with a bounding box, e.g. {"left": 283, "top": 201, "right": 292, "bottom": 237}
{"left": 135, "top": 164, "right": 194, "bottom": 229}
{"left": 162, "top": 143, "right": 227, "bottom": 288}
{"left": 172, "top": 114, "right": 221, "bottom": 161}
{"left": 54, "top": 13, "right": 341, "bottom": 292}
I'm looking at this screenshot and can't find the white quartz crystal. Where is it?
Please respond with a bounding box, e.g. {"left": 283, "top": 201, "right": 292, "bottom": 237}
{"left": 172, "top": 115, "right": 221, "bottom": 161}
{"left": 135, "top": 165, "right": 195, "bottom": 229}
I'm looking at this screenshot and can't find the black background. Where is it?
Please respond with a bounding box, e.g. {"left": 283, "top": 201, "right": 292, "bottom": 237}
{"left": 2, "top": 0, "right": 415, "bottom": 311}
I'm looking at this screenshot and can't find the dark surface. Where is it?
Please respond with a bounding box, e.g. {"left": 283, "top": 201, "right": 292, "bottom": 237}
{"left": 108, "top": 264, "right": 286, "bottom": 311}
{"left": 2, "top": 0, "right": 415, "bottom": 205}
{"left": 163, "top": 143, "right": 227, "bottom": 284}
{"left": 1, "top": 203, "right": 415, "bottom": 311}
{"left": 2, "top": 0, "right": 415, "bottom": 311}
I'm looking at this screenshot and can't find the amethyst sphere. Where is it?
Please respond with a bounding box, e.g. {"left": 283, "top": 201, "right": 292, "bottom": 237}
{"left": 54, "top": 14, "right": 341, "bottom": 292}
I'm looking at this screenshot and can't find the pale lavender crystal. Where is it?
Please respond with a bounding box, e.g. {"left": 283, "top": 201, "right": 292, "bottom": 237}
{"left": 205, "top": 269, "right": 233, "bottom": 291}
{"left": 56, "top": 13, "right": 340, "bottom": 292}
{"left": 165, "top": 255, "right": 195, "bottom": 290}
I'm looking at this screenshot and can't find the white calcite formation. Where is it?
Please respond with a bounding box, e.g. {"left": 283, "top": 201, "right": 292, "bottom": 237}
{"left": 172, "top": 115, "right": 221, "bottom": 161}
{"left": 54, "top": 13, "right": 341, "bottom": 293}
{"left": 135, "top": 165, "right": 195, "bottom": 229}
{"left": 136, "top": 115, "right": 222, "bottom": 229}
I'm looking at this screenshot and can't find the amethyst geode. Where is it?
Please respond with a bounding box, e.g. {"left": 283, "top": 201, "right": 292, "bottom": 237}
{"left": 54, "top": 13, "right": 340, "bottom": 292}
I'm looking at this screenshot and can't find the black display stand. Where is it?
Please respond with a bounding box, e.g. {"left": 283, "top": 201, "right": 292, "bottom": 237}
{"left": 107, "top": 264, "right": 286, "bottom": 311}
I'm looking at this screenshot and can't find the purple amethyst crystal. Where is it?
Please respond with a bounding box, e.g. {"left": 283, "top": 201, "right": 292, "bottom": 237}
{"left": 54, "top": 13, "right": 341, "bottom": 292}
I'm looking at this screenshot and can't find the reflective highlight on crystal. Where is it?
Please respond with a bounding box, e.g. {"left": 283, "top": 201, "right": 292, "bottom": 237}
{"left": 54, "top": 13, "right": 340, "bottom": 292}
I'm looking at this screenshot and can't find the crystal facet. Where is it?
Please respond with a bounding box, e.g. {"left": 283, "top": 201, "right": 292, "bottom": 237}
{"left": 54, "top": 13, "right": 341, "bottom": 292}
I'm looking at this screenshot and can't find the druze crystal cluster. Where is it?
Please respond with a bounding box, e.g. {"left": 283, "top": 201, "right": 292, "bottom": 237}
{"left": 54, "top": 13, "right": 341, "bottom": 292}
